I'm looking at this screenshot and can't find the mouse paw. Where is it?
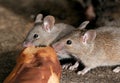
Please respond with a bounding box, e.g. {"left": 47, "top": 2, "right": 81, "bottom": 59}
{"left": 69, "top": 61, "right": 79, "bottom": 70}
{"left": 62, "top": 63, "right": 72, "bottom": 70}
{"left": 113, "top": 67, "right": 120, "bottom": 73}
{"left": 77, "top": 67, "right": 91, "bottom": 75}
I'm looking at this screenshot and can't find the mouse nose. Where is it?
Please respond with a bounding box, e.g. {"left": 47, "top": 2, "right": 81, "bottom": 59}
{"left": 23, "top": 41, "right": 33, "bottom": 47}
{"left": 52, "top": 42, "right": 64, "bottom": 52}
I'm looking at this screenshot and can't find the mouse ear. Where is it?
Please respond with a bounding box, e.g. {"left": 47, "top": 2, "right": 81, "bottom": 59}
{"left": 35, "top": 14, "right": 43, "bottom": 23}
{"left": 42, "top": 15, "right": 55, "bottom": 33}
{"left": 82, "top": 30, "right": 96, "bottom": 44}
{"left": 78, "top": 21, "right": 89, "bottom": 30}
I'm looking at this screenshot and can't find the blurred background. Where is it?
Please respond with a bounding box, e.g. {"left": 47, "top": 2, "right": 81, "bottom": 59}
{"left": 0, "top": 0, "right": 120, "bottom": 83}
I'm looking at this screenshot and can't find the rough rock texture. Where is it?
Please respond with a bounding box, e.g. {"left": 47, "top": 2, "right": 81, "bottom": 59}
{"left": 92, "top": 0, "right": 120, "bottom": 27}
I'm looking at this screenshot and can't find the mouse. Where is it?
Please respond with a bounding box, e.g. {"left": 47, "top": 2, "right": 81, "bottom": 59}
{"left": 23, "top": 14, "right": 75, "bottom": 47}
{"left": 23, "top": 14, "right": 76, "bottom": 60}
{"left": 52, "top": 22, "right": 120, "bottom": 75}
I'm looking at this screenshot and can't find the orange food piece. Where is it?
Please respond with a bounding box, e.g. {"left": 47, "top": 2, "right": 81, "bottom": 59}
{"left": 4, "top": 46, "right": 62, "bottom": 83}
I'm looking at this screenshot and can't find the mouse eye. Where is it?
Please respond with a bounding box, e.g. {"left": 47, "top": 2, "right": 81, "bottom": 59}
{"left": 33, "top": 34, "right": 39, "bottom": 39}
{"left": 66, "top": 40, "right": 72, "bottom": 45}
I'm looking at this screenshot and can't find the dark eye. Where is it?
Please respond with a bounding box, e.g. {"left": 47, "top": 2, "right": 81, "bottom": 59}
{"left": 66, "top": 40, "right": 72, "bottom": 45}
{"left": 33, "top": 34, "right": 38, "bottom": 39}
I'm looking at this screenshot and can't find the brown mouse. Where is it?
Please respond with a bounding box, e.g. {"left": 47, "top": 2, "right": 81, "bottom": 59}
{"left": 52, "top": 21, "right": 120, "bottom": 75}
{"left": 23, "top": 14, "right": 75, "bottom": 47}
{"left": 23, "top": 14, "right": 76, "bottom": 60}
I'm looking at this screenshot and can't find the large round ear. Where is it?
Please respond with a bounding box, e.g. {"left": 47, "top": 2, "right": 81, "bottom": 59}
{"left": 82, "top": 30, "right": 96, "bottom": 44}
{"left": 42, "top": 15, "right": 55, "bottom": 33}
{"left": 35, "top": 14, "right": 43, "bottom": 23}
{"left": 78, "top": 21, "right": 89, "bottom": 30}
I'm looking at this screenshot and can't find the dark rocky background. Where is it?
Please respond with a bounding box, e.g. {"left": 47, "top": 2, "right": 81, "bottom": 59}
{"left": 0, "top": 0, "right": 120, "bottom": 83}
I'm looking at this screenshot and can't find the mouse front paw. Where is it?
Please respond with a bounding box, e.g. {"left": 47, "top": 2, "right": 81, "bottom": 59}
{"left": 77, "top": 67, "right": 91, "bottom": 75}
{"left": 113, "top": 66, "right": 120, "bottom": 73}
{"left": 69, "top": 61, "right": 79, "bottom": 70}
{"left": 62, "top": 63, "right": 72, "bottom": 69}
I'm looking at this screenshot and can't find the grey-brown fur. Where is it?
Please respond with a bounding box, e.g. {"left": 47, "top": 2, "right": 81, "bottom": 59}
{"left": 23, "top": 14, "right": 76, "bottom": 60}
{"left": 23, "top": 14, "right": 75, "bottom": 47}
{"left": 52, "top": 24, "right": 120, "bottom": 75}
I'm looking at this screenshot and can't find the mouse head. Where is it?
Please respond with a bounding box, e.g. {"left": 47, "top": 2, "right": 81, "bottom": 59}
{"left": 23, "top": 14, "right": 55, "bottom": 47}
{"left": 52, "top": 21, "right": 96, "bottom": 56}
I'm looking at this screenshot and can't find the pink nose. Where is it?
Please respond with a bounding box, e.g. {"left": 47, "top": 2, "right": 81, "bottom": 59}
{"left": 23, "top": 42, "right": 34, "bottom": 47}
{"left": 52, "top": 43, "right": 63, "bottom": 52}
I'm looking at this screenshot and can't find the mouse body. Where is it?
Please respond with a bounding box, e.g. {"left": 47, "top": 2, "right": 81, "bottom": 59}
{"left": 52, "top": 22, "right": 120, "bottom": 75}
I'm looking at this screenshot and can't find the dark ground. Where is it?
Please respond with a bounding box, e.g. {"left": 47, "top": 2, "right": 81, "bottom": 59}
{"left": 0, "top": 0, "right": 120, "bottom": 83}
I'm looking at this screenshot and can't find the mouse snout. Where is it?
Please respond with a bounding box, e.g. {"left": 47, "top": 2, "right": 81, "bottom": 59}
{"left": 52, "top": 42, "right": 64, "bottom": 52}
{"left": 23, "top": 41, "right": 34, "bottom": 47}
